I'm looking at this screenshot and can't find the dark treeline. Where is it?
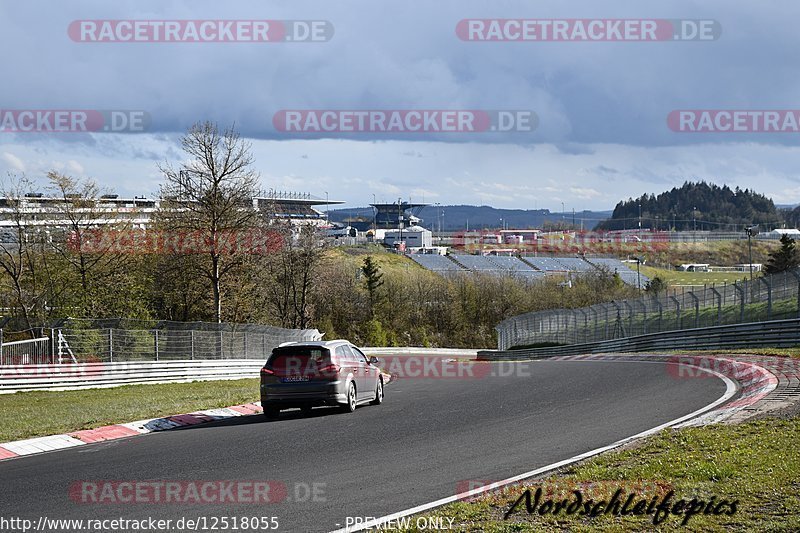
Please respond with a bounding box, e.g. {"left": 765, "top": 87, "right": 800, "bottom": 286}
{"left": 596, "top": 181, "right": 784, "bottom": 232}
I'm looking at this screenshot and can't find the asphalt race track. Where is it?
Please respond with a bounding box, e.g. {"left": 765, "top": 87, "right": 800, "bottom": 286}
{"left": 0, "top": 359, "right": 727, "bottom": 532}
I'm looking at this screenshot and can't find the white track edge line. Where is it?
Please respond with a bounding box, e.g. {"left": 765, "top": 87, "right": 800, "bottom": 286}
{"left": 329, "top": 360, "right": 740, "bottom": 533}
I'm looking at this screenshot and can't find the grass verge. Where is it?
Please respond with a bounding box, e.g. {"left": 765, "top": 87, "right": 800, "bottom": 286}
{"left": 0, "top": 378, "right": 259, "bottom": 443}
{"left": 408, "top": 416, "right": 800, "bottom": 532}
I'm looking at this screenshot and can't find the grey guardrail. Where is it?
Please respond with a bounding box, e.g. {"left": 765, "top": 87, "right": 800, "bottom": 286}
{"left": 0, "top": 348, "right": 478, "bottom": 394}
{"left": 362, "top": 347, "right": 478, "bottom": 357}
{"left": 0, "top": 360, "right": 265, "bottom": 394}
{"left": 479, "top": 318, "right": 800, "bottom": 360}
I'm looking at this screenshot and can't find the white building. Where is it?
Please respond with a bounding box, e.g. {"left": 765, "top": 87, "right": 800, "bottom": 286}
{"left": 383, "top": 225, "right": 433, "bottom": 249}
{"left": 768, "top": 228, "right": 800, "bottom": 239}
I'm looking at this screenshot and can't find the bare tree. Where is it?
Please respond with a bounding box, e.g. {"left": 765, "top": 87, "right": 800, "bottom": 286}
{"left": 46, "top": 171, "right": 131, "bottom": 317}
{"left": 157, "top": 122, "right": 262, "bottom": 322}
{"left": 0, "top": 174, "right": 49, "bottom": 331}
{"left": 263, "top": 223, "right": 323, "bottom": 329}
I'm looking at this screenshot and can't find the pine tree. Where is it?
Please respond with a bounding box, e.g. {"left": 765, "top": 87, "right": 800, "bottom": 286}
{"left": 362, "top": 256, "right": 384, "bottom": 316}
{"left": 764, "top": 234, "right": 800, "bottom": 274}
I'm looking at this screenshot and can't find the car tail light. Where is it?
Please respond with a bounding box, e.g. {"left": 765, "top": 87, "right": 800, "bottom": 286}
{"left": 261, "top": 367, "right": 275, "bottom": 375}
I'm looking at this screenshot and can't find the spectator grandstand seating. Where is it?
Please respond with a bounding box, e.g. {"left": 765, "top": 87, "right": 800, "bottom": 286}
{"left": 520, "top": 256, "right": 569, "bottom": 271}
{"left": 449, "top": 255, "right": 504, "bottom": 271}
{"left": 411, "top": 253, "right": 648, "bottom": 287}
{"left": 485, "top": 256, "right": 536, "bottom": 272}
{"left": 551, "top": 257, "right": 595, "bottom": 272}
{"left": 409, "top": 254, "right": 465, "bottom": 272}
{"left": 585, "top": 258, "right": 650, "bottom": 287}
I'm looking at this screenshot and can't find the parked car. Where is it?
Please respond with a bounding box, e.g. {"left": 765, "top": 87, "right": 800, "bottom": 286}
{"left": 260, "top": 340, "right": 384, "bottom": 419}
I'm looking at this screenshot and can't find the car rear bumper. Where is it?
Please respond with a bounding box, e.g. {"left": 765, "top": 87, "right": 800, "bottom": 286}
{"left": 260, "top": 380, "right": 346, "bottom": 407}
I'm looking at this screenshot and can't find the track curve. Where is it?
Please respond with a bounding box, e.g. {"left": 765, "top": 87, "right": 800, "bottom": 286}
{"left": 0, "top": 359, "right": 728, "bottom": 532}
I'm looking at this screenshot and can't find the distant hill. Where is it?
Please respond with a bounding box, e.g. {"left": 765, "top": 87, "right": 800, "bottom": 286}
{"left": 595, "top": 181, "right": 783, "bottom": 232}
{"left": 328, "top": 205, "right": 612, "bottom": 231}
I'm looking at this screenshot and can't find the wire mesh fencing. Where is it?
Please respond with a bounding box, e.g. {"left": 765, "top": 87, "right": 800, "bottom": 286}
{"left": 496, "top": 268, "right": 800, "bottom": 350}
{"left": 0, "top": 337, "right": 51, "bottom": 365}
{"left": 0, "top": 319, "right": 322, "bottom": 364}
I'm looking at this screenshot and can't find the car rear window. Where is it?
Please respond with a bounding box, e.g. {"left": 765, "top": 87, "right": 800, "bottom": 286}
{"left": 267, "top": 346, "right": 331, "bottom": 375}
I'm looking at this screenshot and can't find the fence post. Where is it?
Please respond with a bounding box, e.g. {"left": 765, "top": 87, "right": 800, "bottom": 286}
{"left": 244, "top": 332, "right": 248, "bottom": 358}
{"left": 154, "top": 330, "right": 159, "bottom": 361}
{"left": 710, "top": 287, "right": 722, "bottom": 326}
{"left": 655, "top": 299, "right": 663, "bottom": 332}
{"left": 791, "top": 270, "right": 800, "bottom": 318}
{"left": 190, "top": 330, "right": 195, "bottom": 360}
{"left": 734, "top": 283, "right": 745, "bottom": 323}
{"left": 109, "top": 328, "right": 113, "bottom": 363}
{"left": 639, "top": 299, "right": 648, "bottom": 335}
{"left": 624, "top": 301, "right": 633, "bottom": 335}
{"left": 688, "top": 292, "right": 700, "bottom": 329}
{"left": 759, "top": 277, "right": 772, "bottom": 320}
{"left": 0, "top": 328, "right": 3, "bottom": 365}
{"left": 670, "top": 296, "right": 681, "bottom": 330}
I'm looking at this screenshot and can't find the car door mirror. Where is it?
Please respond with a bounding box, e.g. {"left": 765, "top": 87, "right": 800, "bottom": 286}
{"left": 369, "top": 356, "right": 379, "bottom": 365}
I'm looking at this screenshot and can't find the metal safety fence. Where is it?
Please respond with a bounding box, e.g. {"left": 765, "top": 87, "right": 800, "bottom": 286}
{"left": 496, "top": 268, "right": 800, "bottom": 350}
{"left": 0, "top": 319, "right": 322, "bottom": 364}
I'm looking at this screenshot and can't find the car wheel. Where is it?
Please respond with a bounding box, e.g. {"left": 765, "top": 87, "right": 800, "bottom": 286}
{"left": 341, "top": 382, "right": 357, "bottom": 413}
{"left": 263, "top": 405, "right": 280, "bottom": 420}
{"left": 370, "top": 379, "right": 384, "bottom": 405}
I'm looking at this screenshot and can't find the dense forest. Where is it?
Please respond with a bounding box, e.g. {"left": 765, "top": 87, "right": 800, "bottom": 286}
{"left": 596, "top": 181, "right": 784, "bottom": 231}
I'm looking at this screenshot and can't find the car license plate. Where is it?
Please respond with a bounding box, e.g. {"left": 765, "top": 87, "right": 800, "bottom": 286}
{"left": 281, "top": 375, "right": 310, "bottom": 383}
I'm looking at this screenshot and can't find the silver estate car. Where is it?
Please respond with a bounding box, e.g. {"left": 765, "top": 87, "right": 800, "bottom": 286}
{"left": 260, "top": 340, "right": 384, "bottom": 419}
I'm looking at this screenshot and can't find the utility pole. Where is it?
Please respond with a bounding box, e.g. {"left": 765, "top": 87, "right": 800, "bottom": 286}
{"left": 325, "top": 191, "right": 329, "bottom": 226}
{"left": 372, "top": 193, "right": 377, "bottom": 231}
{"left": 636, "top": 257, "right": 642, "bottom": 292}
{"left": 398, "top": 197, "right": 403, "bottom": 253}
{"left": 638, "top": 203, "right": 642, "bottom": 237}
{"left": 745, "top": 225, "right": 758, "bottom": 285}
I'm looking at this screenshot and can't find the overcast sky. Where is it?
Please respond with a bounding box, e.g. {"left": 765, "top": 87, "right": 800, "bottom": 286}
{"left": 1, "top": 0, "right": 799, "bottom": 210}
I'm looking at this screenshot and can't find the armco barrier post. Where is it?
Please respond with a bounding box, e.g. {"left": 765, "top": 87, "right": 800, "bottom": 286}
{"left": 190, "top": 330, "right": 195, "bottom": 360}
{"left": 154, "top": 330, "right": 159, "bottom": 361}
{"left": 109, "top": 328, "right": 113, "bottom": 363}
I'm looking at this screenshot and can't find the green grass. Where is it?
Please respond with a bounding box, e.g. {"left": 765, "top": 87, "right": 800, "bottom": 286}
{"left": 669, "top": 347, "right": 800, "bottom": 359}
{"left": 639, "top": 265, "right": 749, "bottom": 286}
{"left": 407, "top": 416, "right": 800, "bottom": 532}
{"left": 0, "top": 378, "right": 259, "bottom": 442}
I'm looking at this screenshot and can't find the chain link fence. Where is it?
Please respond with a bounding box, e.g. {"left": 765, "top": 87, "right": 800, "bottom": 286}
{"left": 496, "top": 268, "right": 800, "bottom": 350}
{"left": 1, "top": 318, "right": 322, "bottom": 364}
